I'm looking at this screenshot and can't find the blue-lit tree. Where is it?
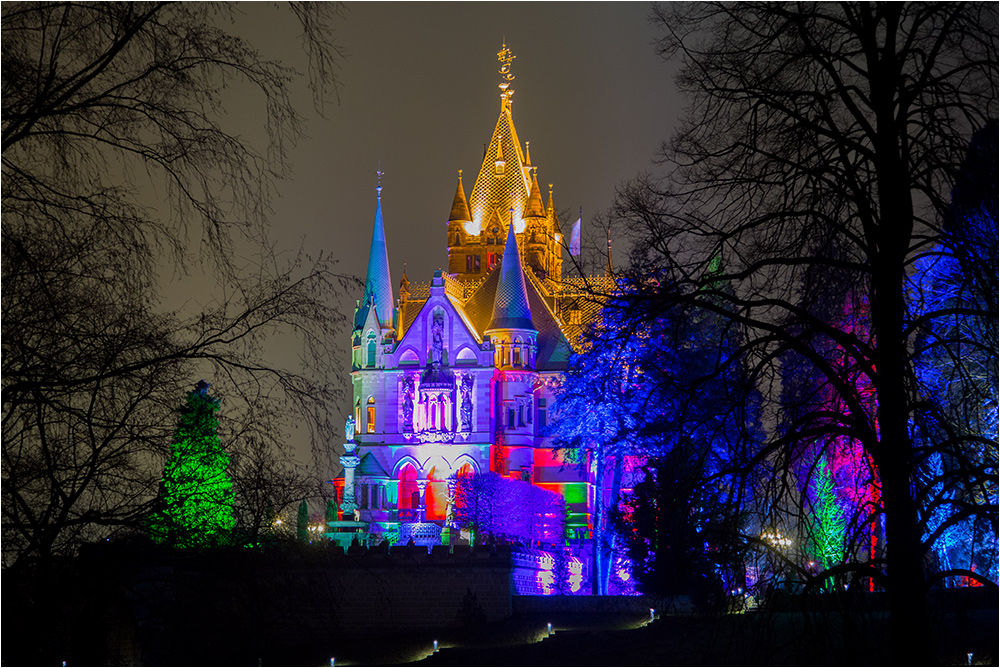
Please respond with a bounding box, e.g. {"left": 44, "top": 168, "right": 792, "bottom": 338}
{"left": 596, "top": 7, "right": 994, "bottom": 658}
{"left": 551, "top": 261, "right": 762, "bottom": 600}
{"left": 911, "top": 123, "right": 998, "bottom": 587}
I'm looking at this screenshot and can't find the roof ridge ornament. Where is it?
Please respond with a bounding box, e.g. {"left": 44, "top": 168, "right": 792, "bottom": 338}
{"left": 498, "top": 40, "right": 516, "bottom": 110}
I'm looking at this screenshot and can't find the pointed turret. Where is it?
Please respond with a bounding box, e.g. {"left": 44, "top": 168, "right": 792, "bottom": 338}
{"left": 354, "top": 181, "right": 394, "bottom": 331}
{"left": 547, "top": 183, "right": 561, "bottom": 235}
{"left": 487, "top": 218, "right": 534, "bottom": 332}
{"left": 448, "top": 170, "right": 471, "bottom": 224}
{"left": 523, "top": 168, "right": 546, "bottom": 220}
{"left": 468, "top": 42, "right": 531, "bottom": 236}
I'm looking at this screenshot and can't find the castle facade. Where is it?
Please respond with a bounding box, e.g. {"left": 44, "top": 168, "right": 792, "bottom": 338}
{"left": 334, "top": 44, "right": 610, "bottom": 547}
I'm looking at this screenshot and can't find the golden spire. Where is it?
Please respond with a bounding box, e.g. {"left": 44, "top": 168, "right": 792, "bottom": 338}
{"left": 523, "top": 167, "right": 545, "bottom": 219}
{"left": 448, "top": 169, "right": 472, "bottom": 223}
{"left": 498, "top": 40, "right": 516, "bottom": 111}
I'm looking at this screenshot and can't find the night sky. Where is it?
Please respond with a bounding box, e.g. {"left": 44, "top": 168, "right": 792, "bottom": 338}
{"left": 207, "top": 3, "right": 681, "bottom": 453}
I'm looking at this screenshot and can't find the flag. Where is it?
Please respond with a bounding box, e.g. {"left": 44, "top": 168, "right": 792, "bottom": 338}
{"left": 569, "top": 218, "right": 581, "bottom": 257}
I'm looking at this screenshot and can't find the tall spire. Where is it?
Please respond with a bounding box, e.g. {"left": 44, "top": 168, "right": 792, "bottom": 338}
{"left": 468, "top": 42, "right": 530, "bottom": 236}
{"left": 487, "top": 216, "right": 534, "bottom": 332}
{"left": 448, "top": 170, "right": 471, "bottom": 223}
{"left": 355, "top": 170, "right": 394, "bottom": 330}
{"left": 523, "top": 167, "right": 545, "bottom": 219}
{"left": 547, "top": 183, "right": 561, "bottom": 234}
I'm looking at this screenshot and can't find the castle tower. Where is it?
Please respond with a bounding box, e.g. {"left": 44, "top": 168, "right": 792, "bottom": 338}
{"left": 486, "top": 217, "right": 539, "bottom": 474}
{"left": 354, "top": 173, "right": 394, "bottom": 333}
{"left": 448, "top": 42, "right": 563, "bottom": 284}
{"left": 352, "top": 175, "right": 394, "bottom": 439}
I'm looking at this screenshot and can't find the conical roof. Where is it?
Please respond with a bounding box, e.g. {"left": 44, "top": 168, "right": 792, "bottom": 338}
{"left": 486, "top": 218, "right": 534, "bottom": 332}
{"left": 354, "top": 188, "right": 394, "bottom": 331}
{"left": 523, "top": 168, "right": 545, "bottom": 219}
{"left": 547, "top": 184, "right": 561, "bottom": 234}
{"left": 468, "top": 94, "right": 530, "bottom": 235}
{"left": 448, "top": 170, "right": 471, "bottom": 223}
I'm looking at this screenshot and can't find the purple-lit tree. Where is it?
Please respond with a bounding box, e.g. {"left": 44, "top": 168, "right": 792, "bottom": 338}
{"left": 451, "top": 471, "right": 564, "bottom": 545}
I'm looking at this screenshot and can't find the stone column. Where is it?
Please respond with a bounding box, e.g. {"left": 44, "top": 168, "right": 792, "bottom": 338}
{"left": 340, "top": 442, "right": 361, "bottom": 517}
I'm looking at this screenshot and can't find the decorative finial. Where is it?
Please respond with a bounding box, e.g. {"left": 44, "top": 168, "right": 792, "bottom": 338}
{"left": 458, "top": 168, "right": 463, "bottom": 181}
{"left": 376, "top": 164, "right": 384, "bottom": 198}
{"left": 497, "top": 40, "right": 516, "bottom": 108}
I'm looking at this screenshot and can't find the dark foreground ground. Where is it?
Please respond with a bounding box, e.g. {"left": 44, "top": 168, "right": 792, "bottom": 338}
{"left": 292, "top": 608, "right": 998, "bottom": 667}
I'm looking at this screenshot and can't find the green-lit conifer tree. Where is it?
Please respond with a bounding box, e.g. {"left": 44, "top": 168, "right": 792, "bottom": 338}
{"left": 149, "top": 381, "right": 235, "bottom": 548}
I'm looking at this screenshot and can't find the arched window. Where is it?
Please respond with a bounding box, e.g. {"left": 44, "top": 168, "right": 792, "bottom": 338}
{"left": 367, "top": 396, "right": 375, "bottom": 433}
{"left": 354, "top": 399, "right": 361, "bottom": 432}
{"left": 366, "top": 333, "right": 377, "bottom": 368}
{"left": 513, "top": 346, "right": 522, "bottom": 366}
{"left": 399, "top": 464, "right": 419, "bottom": 511}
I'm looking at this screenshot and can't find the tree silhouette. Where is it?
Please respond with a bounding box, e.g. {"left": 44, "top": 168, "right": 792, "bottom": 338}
{"left": 600, "top": 3, "right": 996, "bottom": 661}
{"left": 2, "top": 2, "right": 350, "bottom": 569}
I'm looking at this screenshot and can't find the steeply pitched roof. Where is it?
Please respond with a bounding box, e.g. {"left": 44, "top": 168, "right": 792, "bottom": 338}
{"left": 523, "top": 168, "right": 546, "bottom": 219}
{"left": 468, "top": 104, "right": 531, "bottom": 235}
{"left": 487, "top": 219, "right": 534, "bottom": 332}
{"left": 448, "top": 170, "right": 471, "bottom": 223}
{"left": 355, "top": 188, "right": 394, "bottom": 331}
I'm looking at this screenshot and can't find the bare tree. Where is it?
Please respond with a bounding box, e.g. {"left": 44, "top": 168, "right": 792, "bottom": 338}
{"left": 604, "top": 3, "right": 996, "bottom": 662}
{"left": 1, "top": 2, "right": 352, "bottom": 569}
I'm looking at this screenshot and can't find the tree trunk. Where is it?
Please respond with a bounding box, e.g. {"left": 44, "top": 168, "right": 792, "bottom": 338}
{"left": 870, "top": 103, "right": 931, "bottom": 666}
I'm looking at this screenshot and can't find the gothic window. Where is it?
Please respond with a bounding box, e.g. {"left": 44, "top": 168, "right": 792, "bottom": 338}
{"left": 513, "top": 346, "right": 522, "bottom": 366}
{"left": 527, "top": 402, "right": 532, "bottom": 424}
{"left": 537, "top": 397, "right": 547, "bottom": 429}
{"left": 399, "top": 464, "right": 418, "bottom": 510}
{"left": 366, "top": 333, "right": 376, "bottom": 368}
{"left": 507, "top": 406, "right": 516, "bottom": 429}
{"left": 367, "top": 396, "right": 375, "bottom": 433}
{"left": 474, "top": 254, "right": 481, "bottom": 272}
{"left": 518, "top": 405, "right": 525, "bottom": 426}
{"left": 355, "top": 399, "right": 362, "bottom": 432}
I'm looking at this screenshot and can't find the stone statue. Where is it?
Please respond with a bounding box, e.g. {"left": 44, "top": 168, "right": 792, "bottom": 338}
{"left": 345, "top": 415, "right": 355, "bottom": 442}
{"left": 460, "top": 374, "right": 473, "bottom": 432}
{"left": 402, "top": 376, "right": 415, "bottom": 432}
{"left": 431, "top": 309, "right": 444, "bottom": 366}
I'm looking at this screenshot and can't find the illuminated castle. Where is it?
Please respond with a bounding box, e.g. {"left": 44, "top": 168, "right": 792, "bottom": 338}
{"left": 335, "top": 43, "right": 611, "bottom": 548}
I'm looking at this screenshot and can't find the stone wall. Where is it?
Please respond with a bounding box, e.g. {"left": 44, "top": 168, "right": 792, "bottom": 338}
{"left": 513, "top": 593, "right": 695, "bottom": 616}
{"left": 72, "top": 541, "right": 513, "bottom": 665}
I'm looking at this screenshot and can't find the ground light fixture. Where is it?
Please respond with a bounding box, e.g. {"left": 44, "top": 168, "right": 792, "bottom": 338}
{"left": 433, "top": 640, "right": 439, "bottom": 652}
{"left": 547, "top": 622, "right": 552, "bottom": 636}
{"left": 650, "top": 608, "right": 655, "bottom": 622}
